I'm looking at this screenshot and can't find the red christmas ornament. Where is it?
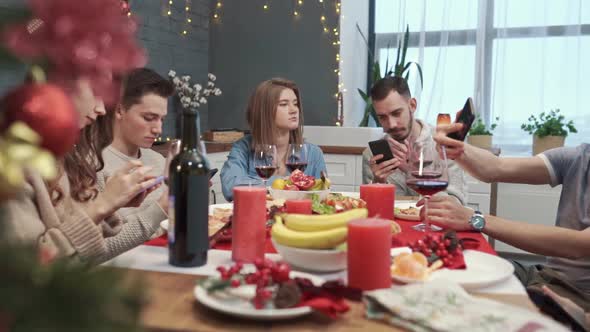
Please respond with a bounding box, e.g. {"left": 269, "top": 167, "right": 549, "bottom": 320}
{"left": 1, "top": 83, "right": 79, "bottom": 157}
{"left": 2, "top": 0, "right": 147, "bottom": 105}
{"left": 120, "top": 0, "right": 130, "bottom": 15}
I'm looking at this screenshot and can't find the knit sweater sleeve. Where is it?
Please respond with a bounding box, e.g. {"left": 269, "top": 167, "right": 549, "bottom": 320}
{"left": 93, "top": 168, "right": 167, "bottom": 263}
{"left": 96, "top": 202, "right": 167, "bottom": 263}
{"left": 52, "top": 198, "right": 106, "bottom": 262}
{"left": 1, "top": 171, "right": 106, "bottom": 264}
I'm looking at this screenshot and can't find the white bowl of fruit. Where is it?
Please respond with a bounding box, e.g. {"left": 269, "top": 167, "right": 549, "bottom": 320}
{"left": 268, "top": 170, "right": 331, "bottom": 201}
{"left": 270, "top": 208, "right": 369, "bottom": 272}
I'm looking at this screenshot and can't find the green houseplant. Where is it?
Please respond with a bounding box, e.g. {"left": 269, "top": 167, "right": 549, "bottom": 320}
{"left": 521, "top": 109, "right": 577, "bottom": 155}
{"left": 356, "top": 25, "right": 423, "bottom": 127}
{"left": 467, "top": 116, "right": 499, "bottom": 149}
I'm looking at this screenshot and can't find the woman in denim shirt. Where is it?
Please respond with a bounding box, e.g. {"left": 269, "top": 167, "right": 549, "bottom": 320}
{"left": 220, "top": 78, "right": 327, "bottom": 201}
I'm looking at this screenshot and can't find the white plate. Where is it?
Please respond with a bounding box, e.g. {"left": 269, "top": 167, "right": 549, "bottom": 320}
{"left": 269, "top": 187, "right": 330, "bottom": 201}
{"left": 394, "top": 201, "right": 421, "bottom": 221}
{"left": 336, "top": 191, "right": 360, "bottom": 198}
{"left": 160, "top": 203, "right": 234, "bottom": 231}
{"left": 194, "top": 271, "right": 324, "bottom": 320}
{"left": 391, "top": 249, "right": 514, "bottom": 290}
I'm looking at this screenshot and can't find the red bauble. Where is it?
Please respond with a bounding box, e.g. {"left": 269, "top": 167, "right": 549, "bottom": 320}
{"left": 120, "top": 0, "right": 130, "bottom": 14}
{"left": 1, "top": 83, "right": 79, "bottom": 157}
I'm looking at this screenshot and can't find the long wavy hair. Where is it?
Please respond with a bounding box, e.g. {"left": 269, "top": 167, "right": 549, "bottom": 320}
{"left": 49, "top": 82, "right": 110, "bottom": 204}
{"left": 52, "top": 124, "right": 105, "bottom": 203}
{"left": 246, "top": 78, "right": 304, "bottom": 148}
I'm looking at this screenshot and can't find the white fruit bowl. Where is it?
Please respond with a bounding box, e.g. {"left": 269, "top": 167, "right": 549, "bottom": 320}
{"left": 268, "top": 188, "right": 330, "bottom": 201}
{"left": 271, "top": 239, "right": 346, "bottom": 272}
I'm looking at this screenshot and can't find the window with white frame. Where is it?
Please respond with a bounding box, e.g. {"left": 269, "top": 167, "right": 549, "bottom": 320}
{"left": 373, "top": 0, "right": 590, "bottom": 153}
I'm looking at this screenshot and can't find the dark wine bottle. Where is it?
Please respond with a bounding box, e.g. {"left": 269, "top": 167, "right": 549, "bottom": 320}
{"left": 168, "top": 110, "right": 209, "bottom": 267}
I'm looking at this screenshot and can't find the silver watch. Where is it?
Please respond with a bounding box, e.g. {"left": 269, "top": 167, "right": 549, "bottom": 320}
{"left": 469, "top": 210, "right": 486, "bottom": 231}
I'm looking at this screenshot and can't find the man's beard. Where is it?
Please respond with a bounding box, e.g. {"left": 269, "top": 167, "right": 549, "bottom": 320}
{"left": 386, "top": 112, "right": 414, "bottom": 142}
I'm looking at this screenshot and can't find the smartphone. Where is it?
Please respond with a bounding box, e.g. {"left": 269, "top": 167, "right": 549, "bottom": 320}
{"left": 368, "top": 139, "right": 394, "bottom": 164}
{"left": 209, "top": 168, "right": 219, "bottom": 179}
{"left": 447, "top": 97, "right": 476, "bottom": 141}
{"left": 142, "top": 175, "right": 165, "bottom": 193}
{"left": 527, "top": 289, "right": 588, "bottom": 331}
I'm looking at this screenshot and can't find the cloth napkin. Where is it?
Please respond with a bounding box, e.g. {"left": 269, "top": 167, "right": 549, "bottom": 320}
{"left": 144, "top": 232, "right": 279, "bottom": 254}
{"left": 364, "top": 280, "right": 569, "bottom": 332}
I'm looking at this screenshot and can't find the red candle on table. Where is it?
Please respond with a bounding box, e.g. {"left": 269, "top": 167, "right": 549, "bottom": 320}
{"left": 232, "top": 186, "right": 266, "bottom": 262}
{"left": 285, "top": 199, "right": 312, "bottom": 214}
{"left": 347, "top": 218, "right": 392, "bottom": 290}
{"left": 360, "top": 183, "right": 395, "bottom": 219}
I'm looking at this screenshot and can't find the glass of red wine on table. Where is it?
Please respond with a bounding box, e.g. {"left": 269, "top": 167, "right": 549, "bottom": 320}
{"left": 286, "top": 143, "right": 308, "bottom": 172}
{"left": 405, "top": 137, "right": 448, "bottom": 232}
{"left": 254, "top": 144, "right": 278, "bottom": 188}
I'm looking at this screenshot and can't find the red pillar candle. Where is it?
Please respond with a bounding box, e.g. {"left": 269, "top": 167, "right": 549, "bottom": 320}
{"left": 347, "top": 218, "right": 392, "bottom": 291}
{"left": 285, "top": 199, "right": 312, "bottom": 214}
{"left": 232, "top": 186, "right": 267, "bottom": 262}
{"left": 360, "top": 183, "right": 395, "bottom": 219}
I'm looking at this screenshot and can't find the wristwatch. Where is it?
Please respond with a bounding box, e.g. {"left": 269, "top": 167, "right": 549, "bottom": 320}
{"left": 469, "top": 210, "right": 486, "bottom": 231}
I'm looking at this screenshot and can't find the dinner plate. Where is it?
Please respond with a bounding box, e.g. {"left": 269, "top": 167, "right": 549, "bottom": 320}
{"left": 394, "top": 201, "right": 421, "bottom": 221}
{"left": 194, "top": 271, "right": 324, "bottom": 320}
{"left": 391, "top": 249, "right": 514, "bottom": 290}
{"left": 160, "top": 203, "right": 234, "bottom": 231}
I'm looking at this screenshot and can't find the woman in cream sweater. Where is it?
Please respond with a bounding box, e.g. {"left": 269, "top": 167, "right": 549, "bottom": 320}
{"left": 1, "top": 79, "right": 165, "bottom": 264}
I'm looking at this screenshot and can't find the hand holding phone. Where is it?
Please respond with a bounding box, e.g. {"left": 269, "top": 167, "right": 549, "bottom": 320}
{"left": 447, "top": 97, "right": 475, "bottom": 141}
{"left": 368, "top": 139, "right": 403, "bottom": 183}
{"left": 142, "top": 175, "right": 165, "bottom": 193}
{"left": 528, "top": 287, "right": 588, "bottom": 331}
{"left": 369, "top": 139, "right": 394, "bottom": 164}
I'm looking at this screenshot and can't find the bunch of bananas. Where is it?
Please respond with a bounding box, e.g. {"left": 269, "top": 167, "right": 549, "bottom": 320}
{"left": 271, "top": 209, "right": 368, "bottom": 249}
{"left": 309, "top": 177, "right": 331, "bottom": 191}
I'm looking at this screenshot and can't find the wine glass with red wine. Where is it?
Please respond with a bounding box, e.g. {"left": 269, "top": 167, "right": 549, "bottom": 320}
{"left": 286, "top": 143, "right": 308, "bottom": 173}
{"left": 254, "top": 144, "right": 277, "bottom": 187}
{"left": 405, "top": 138, "right": 448, "bottom": 232}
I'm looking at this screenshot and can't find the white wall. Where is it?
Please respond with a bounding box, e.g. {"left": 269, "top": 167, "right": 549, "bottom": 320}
{"left": 339, "top": 0, "right": 369, "bottom": 127}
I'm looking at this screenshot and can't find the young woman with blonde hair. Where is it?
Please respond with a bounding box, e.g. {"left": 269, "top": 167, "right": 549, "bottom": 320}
{"left": 220, "top": 78, "right": 327, "bottom": 201}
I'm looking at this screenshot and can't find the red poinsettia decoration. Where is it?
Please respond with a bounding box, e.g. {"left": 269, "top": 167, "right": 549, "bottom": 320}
{"left": 2, "top": 0, "right": 146, "bottom": 104}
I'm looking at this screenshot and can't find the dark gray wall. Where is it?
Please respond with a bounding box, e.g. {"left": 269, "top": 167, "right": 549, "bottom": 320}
{"left": 0, "top": 0, "right": 28, "bottom": 93}
{"left": 0, "top": 0, "right": 210, "bottom": 137}
{"left": 131, "top": 0, "right": 210, "bottom": 136}
{"left": 208, "top": 0, "right": 338, "bottom": 130}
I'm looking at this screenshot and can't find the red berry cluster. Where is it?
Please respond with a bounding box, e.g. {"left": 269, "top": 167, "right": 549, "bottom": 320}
{"left": 216, "top": 262, "right": 243, "bottom": 287}
{"left": 408, "top": 233, "right": 461, "bottom": 268}
{"left": 216, "top": 259, "right": 292, "bottom": 309}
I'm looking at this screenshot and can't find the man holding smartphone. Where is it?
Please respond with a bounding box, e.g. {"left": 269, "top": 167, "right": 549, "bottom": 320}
{"left": 361, "top": 76, "right": 468, "bottom": 205}
{"left": 430, "top": 123, "right": 590, "bottom": 329}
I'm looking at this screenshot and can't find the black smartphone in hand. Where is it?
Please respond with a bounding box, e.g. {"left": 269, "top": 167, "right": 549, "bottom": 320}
{"left": 208, "top": 168, "right": 219, "bottom": 179}
{"left": 448, "top": 97, "right": 476, "bottom": 141}
{"left": 527, "top": 289, "right": 588, "bottom": 331}
{"left": 368, "top": 139, "right": 394, "bottom": 164}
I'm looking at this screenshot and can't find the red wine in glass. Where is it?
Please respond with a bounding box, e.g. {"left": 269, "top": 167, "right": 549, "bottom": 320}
{"left": 255, "top": 165, "right": 277, "bottom": 179}
{"left": 410, "top": 170, "right": 442, "bottom": 179}
{"left": 286, "top": 162, "right": 307, "bottom": 172}
{"left": 406, "top": 179, "right": 449, "bottom": 196}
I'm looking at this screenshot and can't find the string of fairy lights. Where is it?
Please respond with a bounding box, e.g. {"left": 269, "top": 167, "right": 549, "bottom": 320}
{"left": 135, "top": 0, "right": 343, "bottom": 142}
{"left": 211, "top": 0, "right": 343, "bottom": 125}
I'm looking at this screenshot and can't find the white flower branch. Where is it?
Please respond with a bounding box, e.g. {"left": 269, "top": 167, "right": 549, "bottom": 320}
{"left": 168, "top": 71, "right": 222, "bottom": 110}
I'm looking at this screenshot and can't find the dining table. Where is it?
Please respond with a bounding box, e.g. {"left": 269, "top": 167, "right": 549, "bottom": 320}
{"left": 103, "top": 195, "right": 539, "bottom": 332}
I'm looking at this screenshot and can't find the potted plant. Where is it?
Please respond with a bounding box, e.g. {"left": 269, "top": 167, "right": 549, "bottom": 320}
{"left": 521, "top": 109, "right": 577, "bottom": 155}
{"left": 356, "top": 25, "right": 423, "bottom": 127}
{"left": 467, "top": 116, "right": 499, "bottom": 150}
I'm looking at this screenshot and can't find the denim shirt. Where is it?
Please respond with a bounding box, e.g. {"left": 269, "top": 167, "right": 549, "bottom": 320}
{"left": 220, "top": 135, "right": 327, "bottom": 201}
